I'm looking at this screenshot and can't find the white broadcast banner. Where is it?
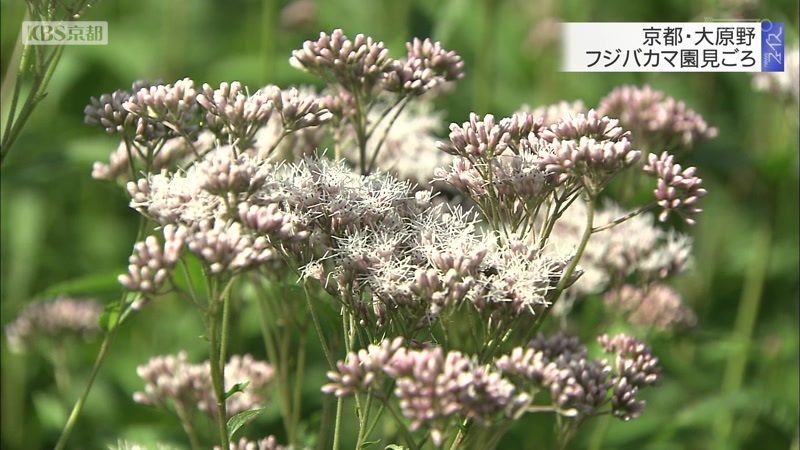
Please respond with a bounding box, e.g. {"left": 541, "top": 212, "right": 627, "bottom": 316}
{"left": 562, "top": 22, "right": 785, "bottom": 72}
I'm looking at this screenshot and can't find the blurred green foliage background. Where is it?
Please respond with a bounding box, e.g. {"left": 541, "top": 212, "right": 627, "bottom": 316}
{"left": 1, "top": 0, "right": 798, "bottom": 449}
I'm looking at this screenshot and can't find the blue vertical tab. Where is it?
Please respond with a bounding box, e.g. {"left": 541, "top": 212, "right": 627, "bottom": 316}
{"left": 760, "top": 21, "right": 784, "bottom": 72}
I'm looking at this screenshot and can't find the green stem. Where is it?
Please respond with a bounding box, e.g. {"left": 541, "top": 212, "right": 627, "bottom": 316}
{"left": 290, "top": 320, "right": 308, "bottom": 447}
{"left": 317, "top": 394, "right": 335, "bottom": 450}
{"left": 53, "top": 218, "right": 150, "bottom": 450}
{"left": 448, "top": 419, "right": 471, "bottom": 450}
{"left": 555, "top": 415, "right": 571, "bottom": 450}
{"left": 0, "top": 38, "right": 66, "bottom": 165}
{"left": 361, "top": 392, "right": 388, "bottom": 445}
{"left": 255, "top": 279, "right": 295, "bottom": 442}
{"left": 365, "top": 96, "right": 405, "bottom": 140}
{"left": 381, "top": 398, "right": 420, "bottom": 450}
{"left": 260, "top": 0, "right": 277, "bottom": 82}
{"left": 178, "top": 259, "right": 209, "bottom": 313}
{"left": 366, "top": 98, "right": 410, "bottom": 174}
{"left": 219, "top": 278, "right": 235, "bottom": 371}
{"left": 537, "top": 193, "right": 564, "bottom": 245}
{"left": 1, "top": 14, "right": 26, "bottom": 146}
{"left": 591, "top": 201, "right": 656, "bottom": 233}
{"left": 53, "top": 325, "right": 115, "bottom": 450}
{"left": 303, "top": 280, "right": 336, "bottom": 368}
{"left": 50, "top": 341, "right": 72, "bottom": 401}
{"left": 341, "top": 308, "right": 366, "bottom": 436}
{"left": 483, "top": 421, "right": 516, "bottom": 450}
{"left": 175, "top": 402, "right": 202, "bottom": 450}
{"left": 531, "top": 192, "right": 595, "bottom": 336}
{"left": 278, "top": 312, "right": 295, "bottom": 443}
{"left": 264, "top": 130, "right": 290, "bottom": 160}
{"left": 587, "top": 414, "right": 611, "bottom": 450}
{"left": 347, "top": 86, "right": 368, "bottom": 174}
{"left": 332, "top": 396, "right": 344, "bottom": 450}
{"left": 712, "top": 224, "right": 771, "bottom": 449}
{"left": 207, "top": 277, "right": 230, "bottom": 449}
{"left": 472, "top": 0, "right": 497, "bottom": 113}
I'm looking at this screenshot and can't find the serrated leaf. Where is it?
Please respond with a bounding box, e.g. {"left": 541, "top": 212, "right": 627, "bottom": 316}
{"left": 227, "top": 408, "right": 264, "bottom": 440}
{"left": 225, "top": 381, "right": 250, "bottom": 400}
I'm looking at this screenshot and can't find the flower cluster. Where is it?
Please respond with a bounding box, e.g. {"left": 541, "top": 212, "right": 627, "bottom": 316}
{"left": 120, "top": 133, "right": 572, "bottom": 328}
{"left": 218, "top": 436, "right": 299, "bottom": 450}
{"left": 250, "top": 87, "right": 328, "bottom": 162}
{"left": 536, "top": 110, "right": 640, "bottom": 188}
{"left": 498, "top": 333, "right": 661, "bottom": 421}
{"left": 84, "top": 80, "right": 159, "bottom": 138}
{"left": 83, "top": 28, "right": 715, "bottom": 448}
{"left": 287, "top": 30, "right": 464, "bottom": 179}
{"left": 497, "top": 334, "right": 611, "bottom": 417}
{"left": 597, "top": 84, "right": 718, "bottom": 152}
{"left": 543, "top": 198, "right": 696, "bottom": 327}
{"left": 435, "top": 109, "right": 642, "bottom": 233}
{"left": 710, "top": 0, "right": 759, "bottom": 20}
{"left": 604, "top": 283, "right": 697, "bottom": 331}
{"left": 643, "top": 151, "right": 707, "bottom": 225}
{"left": 384, "top": 38, "right": 465, "bottom": 96}
{"left": 274, "top": 86, "right": 334, "bottom": 133}
{"left": 597, "top": 334, "right": 662, "bottom": 420}
{"left": 4, "top": 297, "right": 103, "bottom": 352}
{"left": 323, "top": 337, "right": 523, "bottom": 446}
{"left": 124, "top": 77, "right": 204, "bottom": 140}
{"left": 294, "top": 169, "right": 573, "bottom": 333}
{"left": 324, "top": 333, "right": 661, "bottom": 443}
{"left": 87, "top": 81, "right": 331, "bottom": 182}
{"left": 290, "top": 29, "right": 463, "bottom": 98}
{"left": 436, "top": 112, "right": 541, "bottom": 158}
{"left": 133, "top": 352, "right": 274, "bottom": 420}
{"left": 91, "top": 132, "right": 216, "bottom": 181}
{"left": 118, "top": 225, "right": 187, "bottom": 294}
{"left": 109, "top": 440, "right": 176, "bottom": 450}
{"left": 752, "top": 45, "right": 800, "bottom": 105}
{"left": 196, "top": 81, "right": 276, "bottom": 147}
{"left": 120, "top": 149, "right": 317, "bottom": 287}
{"left": 290, "top": 29, "right": 393, "bottom": 93}
{"left": 436, "top": 108, "right": 640, "bottom": 191}
{"left": 518, "top": 100, "right": 588, "bottom": 126}
{"left": 551, "top": 199, "right": 694, "bottom": 293}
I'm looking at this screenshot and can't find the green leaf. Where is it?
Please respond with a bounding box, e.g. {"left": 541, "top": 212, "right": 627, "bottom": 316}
{"left": 1, "top": 189, "right": 46, "bottom": 306}
{"left": 671, "top": 389, "right": 769, "bottom": 429}
{"left": 39, "top": 270, "right": 125, "bottom": 299}
{"left": 226, "top": 408, "right": 264, "bottom": 440}
{"left": 385, "top": 445, "right": 409, "bottom": 450}
{"left": 359, "top": 440, "right": 380, "bottom": 449}
{"left": 32, "top": 392, "right": 67, "bottom": 431}
{"left": 98, "top": 303, "right": 121, "bottom": 333}
{"left": 224, "top": 381, "right": 250, "bottom": 400}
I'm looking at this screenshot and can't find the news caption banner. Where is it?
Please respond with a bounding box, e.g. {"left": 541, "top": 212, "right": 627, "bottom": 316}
{"left": 562, "top": 22, "right": 785, "bottom": 72}
{"left": 22, "top": 21, "right": 107, "bottom": 45}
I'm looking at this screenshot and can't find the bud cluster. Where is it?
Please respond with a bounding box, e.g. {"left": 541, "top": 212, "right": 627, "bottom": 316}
{"left": 324, "top": 333, "right": 661, "bottom": 444}
{"left": 133, "top": 352, "right": 274, "bottom": 420}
